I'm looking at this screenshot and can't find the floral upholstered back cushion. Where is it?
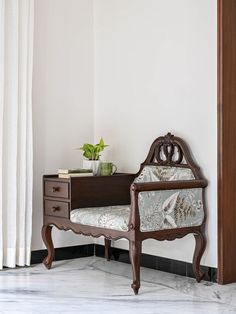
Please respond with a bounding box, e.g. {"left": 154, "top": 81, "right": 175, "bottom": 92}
{"left": 134, "top": 166, "right": 204, "bottom": 232}
{"left": 134, "top": 165, "right": 195, "bottom": 183}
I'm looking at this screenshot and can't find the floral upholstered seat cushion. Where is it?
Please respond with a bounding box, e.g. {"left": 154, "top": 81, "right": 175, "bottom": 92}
{"left": 70, "top": 166, "right": 204, "bottom": 232}
{"left": 70, "top": 205, "right": 130, "bottom": 231}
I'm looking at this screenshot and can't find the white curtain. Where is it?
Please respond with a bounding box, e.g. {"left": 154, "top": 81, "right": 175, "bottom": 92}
{"left": 0, "top": 0, "right": 34, "bottom": 268}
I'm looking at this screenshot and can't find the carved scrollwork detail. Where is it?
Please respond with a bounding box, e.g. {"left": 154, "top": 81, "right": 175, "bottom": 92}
{"left": 154, "top": 133, "right": 183, "bottom": 165}
{"left": 46, "top": 222, "right": 130, "bottom": 242}
{"left": 144, "top": 226, "right": 202, "bottom": 242}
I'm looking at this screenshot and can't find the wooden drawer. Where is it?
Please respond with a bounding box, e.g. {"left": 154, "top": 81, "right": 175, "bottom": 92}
{"left": 44, "top": 181, "right": 69, "bottom": 199}
{"left": 44, "top": 200, "right": 69, "bottom": 218}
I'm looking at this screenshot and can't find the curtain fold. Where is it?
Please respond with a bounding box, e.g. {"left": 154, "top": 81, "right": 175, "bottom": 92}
{"left": 0, "top": 0, "right": 34, "bottom": 269}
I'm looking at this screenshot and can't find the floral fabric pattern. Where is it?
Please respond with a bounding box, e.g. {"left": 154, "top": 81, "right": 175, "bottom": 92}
{"left": 135, "top": 166, "right": 204, "bottom": 232}
{"left": 70, "top": 166, "right": 204, "bottom": 232}
{"left": 138, "top": 188, "right": 204, "bottom": 232}
{"left": 70, "top": 205, "right": 130, "bottom": 231}
{"left": 134, "top": 165, "right": 195, "bottom": 183}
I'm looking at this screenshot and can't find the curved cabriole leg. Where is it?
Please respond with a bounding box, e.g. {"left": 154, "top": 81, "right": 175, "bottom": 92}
{"left": 41, "top": 225, "right": 55, "bottom": 269}
{"left": 104, "top": 238, "right": 112, "bottom": 261}
{"left": 129, "top": 240, "right": 141, "bottom": 295}
{"left": 193, "top": 231, "right": 206, "bottom": 282}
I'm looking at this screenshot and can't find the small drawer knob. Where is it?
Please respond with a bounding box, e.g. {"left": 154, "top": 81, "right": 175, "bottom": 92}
{"left": 52, "top": 187, "right": 60, "bottom": 192}
{"left": 52, "top": 206, "right": 60, "bottom": 212}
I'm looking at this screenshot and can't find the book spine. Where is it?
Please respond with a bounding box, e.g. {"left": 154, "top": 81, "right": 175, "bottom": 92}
{"left": 58, "top": 173, "right": 93, "bottom": 178}
{"left": 58, "top": 169, "right": 93, "bottom": 174}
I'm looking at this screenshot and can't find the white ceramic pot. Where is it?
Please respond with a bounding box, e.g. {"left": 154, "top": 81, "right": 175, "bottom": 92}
{"left": 83, "top": 160, "right": 100, "bottom": 175}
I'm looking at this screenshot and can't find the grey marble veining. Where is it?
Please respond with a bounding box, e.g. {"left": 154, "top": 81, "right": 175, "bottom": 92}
{"left": 0, "top": 257, "right": 235, "bottom": 313}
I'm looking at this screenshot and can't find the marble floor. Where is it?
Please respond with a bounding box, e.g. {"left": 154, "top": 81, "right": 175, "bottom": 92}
{"left": 0, "top": 257, "right": 236, "bottom": 313}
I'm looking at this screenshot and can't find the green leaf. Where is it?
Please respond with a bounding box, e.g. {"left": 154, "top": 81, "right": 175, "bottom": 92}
{"left": 78, "top": 138, "right": 108, "bottom": 160}
{"left": 83, "top": 151, "right": 91, "bottom": 159}
{"left": 99, "top": 138, "right": 104, "bottom": 146}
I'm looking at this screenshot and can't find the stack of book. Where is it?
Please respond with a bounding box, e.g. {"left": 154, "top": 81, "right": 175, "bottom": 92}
{"left": 58, "top": 168, "right": 93, "bottom": 178}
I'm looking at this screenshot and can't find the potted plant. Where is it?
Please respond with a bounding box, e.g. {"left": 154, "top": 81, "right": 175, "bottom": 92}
{"left": 79, "top": 138, "right": 108, "bottom": 175}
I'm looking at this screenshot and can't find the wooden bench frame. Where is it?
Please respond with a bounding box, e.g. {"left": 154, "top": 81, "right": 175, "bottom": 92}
{"left": 42, "top": 133, "right": 207, "bottom": 294}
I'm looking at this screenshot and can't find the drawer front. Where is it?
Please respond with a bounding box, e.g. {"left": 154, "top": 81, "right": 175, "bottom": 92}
{"left": 44, "top": 200, "right": 69, "bottom": 218}
{"left": 44, "top": 181, "right": 69, "bottom": 199}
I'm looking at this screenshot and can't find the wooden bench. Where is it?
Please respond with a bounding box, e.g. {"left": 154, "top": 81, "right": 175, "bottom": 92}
{"left": 42, "top": 133, "right": 207, "bottom": 294}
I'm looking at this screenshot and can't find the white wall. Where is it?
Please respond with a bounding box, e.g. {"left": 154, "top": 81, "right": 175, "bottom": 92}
{"left": 94, "top": 0, "right": 217, "bottom": 267}
{"left": 32, "top": 0, "right": 94, "bottom": 250}
{"left": 32, "top": 0, "right": 217, "bottom": 267}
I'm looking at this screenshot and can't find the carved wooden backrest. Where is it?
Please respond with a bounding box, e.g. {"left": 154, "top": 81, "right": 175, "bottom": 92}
{"left": 137, "top": 133, "right": 202, "bottom": 180}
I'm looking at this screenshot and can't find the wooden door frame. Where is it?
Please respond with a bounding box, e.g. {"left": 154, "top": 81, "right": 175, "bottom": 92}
{"left": 218, "top": 0, "right": 236, "bottom": 284}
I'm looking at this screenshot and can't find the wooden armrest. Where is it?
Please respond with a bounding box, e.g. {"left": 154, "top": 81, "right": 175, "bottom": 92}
{"left": 131, "top": 179, "right": 207, "bottom": 193}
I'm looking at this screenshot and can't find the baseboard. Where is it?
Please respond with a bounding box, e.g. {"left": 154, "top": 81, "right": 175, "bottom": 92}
{"left": 95, "top": 244, "right": 217, "bottom": 283}
{"left": 31, "top": 244, "right": 94, "bottom": 265}
{"left": 31, "top": 243, "right": 217, "bottom": 282}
